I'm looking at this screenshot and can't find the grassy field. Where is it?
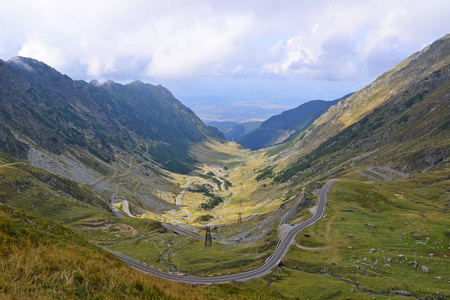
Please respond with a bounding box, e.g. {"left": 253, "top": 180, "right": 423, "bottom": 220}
{"left": 161, "top": 141, "right": 290, "bottom": 225}
{"left": 104, "top": 167, "right": 450, "bottom": 299}
{"left": 107, "top": 227, "right": 276, "bottom": 276}
{"left": 1, "top": 146, "right": 448, "bottom": 299}
{"left": 0, "top": 204, "right": 288, "bottom": 299}
{"left": 275, "top": 169, "right": 449, "bottom": 299}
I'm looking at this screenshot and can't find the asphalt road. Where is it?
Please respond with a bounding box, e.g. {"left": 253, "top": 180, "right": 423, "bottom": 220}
{"left": 108, "top": 179, "right": 339, "bottom": 284}
{"left": 109, "top": 202, "right": 124, "bottom": 218}
{"left": 162, "top": 223, "right": 203, "bottom": 240}
{"left": 111, "top": 199, "right": 135, "bottom": 217}
{"left": 367, "top": 167, "right": 409, "bottom": 180}
{"left": 279, "top": 194, "right": 304, "bottom": 225}
{"left": 367, "top": 167, "right": 391, "bottom": 180}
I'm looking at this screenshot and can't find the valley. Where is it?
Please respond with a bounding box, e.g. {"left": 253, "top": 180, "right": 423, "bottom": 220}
{"left": 0, "top": 34, "right": 449, "bottom": 299}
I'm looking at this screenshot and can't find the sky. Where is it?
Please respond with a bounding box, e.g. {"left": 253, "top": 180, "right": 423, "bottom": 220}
{"left": 1, "top": 0, "right": 449, "bottom": 122}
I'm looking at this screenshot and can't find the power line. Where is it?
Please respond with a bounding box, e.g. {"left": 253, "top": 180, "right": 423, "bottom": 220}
{"left": 237, "top": 212, "right": 243, "bottom": 223}
{"left": 204, "top": 226, "right": 212, "bottom": 246}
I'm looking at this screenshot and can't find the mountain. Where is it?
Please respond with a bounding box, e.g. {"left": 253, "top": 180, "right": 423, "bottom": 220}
{"left": 272, "top": 34, "right": 450, "bottom": 182}
{"left": 238, "top": 97, "right": 349, "bottom": 150}
{"left": 206, "top": 121, "right": 262, "bottom": 142}
{"left": 0, "top": 57, "right": 224, "bottom": 174}
{"left": 205, "top": 120, "right": 239, "bottom": 133}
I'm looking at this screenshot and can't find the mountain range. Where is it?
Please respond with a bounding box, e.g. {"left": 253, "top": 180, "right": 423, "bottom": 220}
{"left": 0, "top": 57, "right": 224, "bottom": 174}
{"left": 270, "top": 34, "right": 450, "bottom": 182}
{"left": 0, "top": 34, "right": 449, "bottom": 299}
{"left": 236, "top": 96, "right": 351, "bottom": 150}
{"left": 205, "top": 120, "right": 262, "bottom": 142}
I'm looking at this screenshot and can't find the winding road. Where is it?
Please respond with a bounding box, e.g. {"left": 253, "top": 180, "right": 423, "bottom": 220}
{"left": 279, "top": 194, "right": 304, "bottom": 225}
{"left": 111, "top": 199, "right": 135, "bottom": 217}
{"left": 367, "top": 167, "right": 409, "bottom": 180}
{"left": 156, "top": 167, "right": 229, "bottom": 221}
{"left": 107, "top": 179, "right": 339, "bottom": 284}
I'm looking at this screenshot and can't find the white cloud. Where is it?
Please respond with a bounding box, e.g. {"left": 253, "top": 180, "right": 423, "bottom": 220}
{"left": 259, "top": 0, "right": 450, "bottom": 80}
{"left": 8, "top": 56, "right": 34, "bottom": 72}
{"left": 18, "top": 39, "right": 65, "bottom": 70}
{"left": 0, "top": 0, "right": 449, "bottom": 83}
{"left": 144, "top": 13, "right": 254, "bottom": 78}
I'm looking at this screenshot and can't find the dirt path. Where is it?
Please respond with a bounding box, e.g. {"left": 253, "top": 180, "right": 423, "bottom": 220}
{"left": 293, "top": 241, "right": 328, "bottom": 251}
{"left": 324, "top": 215, "right": 339, "bottom": 261}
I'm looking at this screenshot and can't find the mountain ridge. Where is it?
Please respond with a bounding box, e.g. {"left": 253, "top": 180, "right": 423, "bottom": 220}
{"left": 237, "top": 96, "right": 350, "bottom": 150}
{"left": 0, "top": 56, "right": 224, "bottom": 173}
{"left": 271, "top": 34, "right": 450, "bottom": 182}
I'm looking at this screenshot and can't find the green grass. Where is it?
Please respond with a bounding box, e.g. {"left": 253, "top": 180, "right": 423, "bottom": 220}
{"left": 75, "top": 216, "right": 163, "bottom": 245}
{"left": 224, "top": 160, "right": 242, "bottom": 170}
{"left": 0, "top": 183, "right": 283, "bottom": 299}
{"left": 279, "top": 170, "right": 450, "bottom": 299}
{"left": 265, "top": 136, "right": 297, "bottom": 157}
{"left": 0, "top": 163, "right": 111, "bottom": 224}
{"left": 255, "top": 166, "right": 275, "bottom": 181}
{"left": 108, "top": 231, "right": 275, "bottom": 276}
{"left": 0, "top": 205, "right": 191, "bottom": 299}
{"left": 269, "top": 268, "right": 397, "bottom": 300}
{"left": 107, "top": 232, "right": 178, "bottom": 271}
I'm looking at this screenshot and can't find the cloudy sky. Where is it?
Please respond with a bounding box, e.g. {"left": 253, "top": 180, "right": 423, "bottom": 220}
{"left": 1, "top": 0, "right": 449, "bottom": 121}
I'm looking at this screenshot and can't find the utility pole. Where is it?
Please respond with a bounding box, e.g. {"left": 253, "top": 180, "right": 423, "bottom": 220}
{"left": 204, "top": 226, "right": 212, "bottom": 246}
{"left": 237, "top": 212, "right": 243, "bottom": 223}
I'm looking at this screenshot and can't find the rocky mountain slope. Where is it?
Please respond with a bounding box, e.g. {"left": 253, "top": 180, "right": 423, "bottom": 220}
{"left": 238, "top": 97, "right": 349, "bottom": 150}
{"left": 271, "top": 34, "right": 450, "bottom": 182}
{"left": 0, "top": 57, "right": 224, "bottom": 174}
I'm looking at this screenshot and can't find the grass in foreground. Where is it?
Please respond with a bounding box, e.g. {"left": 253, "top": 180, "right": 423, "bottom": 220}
{"left": 107, "top": 230, "right": 276, "bottom": 276}
{"left": 275, "top": 170, "right": 449, "bottom": 299}
{"left": 0, "top": 205, "right": 284, "bottom": 299}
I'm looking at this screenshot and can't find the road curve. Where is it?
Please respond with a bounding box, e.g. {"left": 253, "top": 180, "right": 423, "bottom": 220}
{"left": 109, "top": 202, "right": 124, "bottom": 218}
{"left": 111, "top": 199, "right": 135, "bottom": 218}
{"left": 159, "top": 170, "right": 229, "bottom": 220}
{"left": 367, "top": 166, "right": 409, "bottom": 181}
{"left": 108, "top": 179, "right": 339, "bottom": 284}
{"left": 279, "top": 194, "right": 304, "bottom": 225}
{"left": 367, "top": 167, "right": 390, "bottom": 180}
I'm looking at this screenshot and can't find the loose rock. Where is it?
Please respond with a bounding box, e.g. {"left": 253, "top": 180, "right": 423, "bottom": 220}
{"left": 421, "top": 265, "right": 431, "bottom": 273}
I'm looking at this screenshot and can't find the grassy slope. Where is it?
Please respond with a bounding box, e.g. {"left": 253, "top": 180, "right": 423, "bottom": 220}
{"left": 0, "top": 205, "right": 285, "bottom": 299}
{"left": 0, "top": 160, "right": 283, "bottom": 299}
{"left": 274, "top": 54, "right": 450, "bottom": 183}
{"left": 274, "top": 170, "right": 449, "bottom": 299}
{"left": 189, "top": 140, "right": 288, "bottom": 224}
{"left": 271, "top": 34, "right": 450, "bottom": 181}
{"left": 0, "top": 162, "right": 111, "bottom": 223}
{"left": 0, "top": 205, "right": 178, "bottom": 299}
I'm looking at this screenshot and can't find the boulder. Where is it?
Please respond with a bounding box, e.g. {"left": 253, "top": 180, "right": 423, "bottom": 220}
{"left": 421, "top": 265, "right": 431, "bottom": 273}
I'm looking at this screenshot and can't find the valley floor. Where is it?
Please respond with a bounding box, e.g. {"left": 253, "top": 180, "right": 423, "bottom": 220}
{"left": 89, "top": 142, "right": 449, "bottom": 299}
{"left": 1, "top": 141, "right": 448, "bottom": 299}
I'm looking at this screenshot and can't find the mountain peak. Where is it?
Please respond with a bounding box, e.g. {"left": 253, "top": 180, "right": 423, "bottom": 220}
{"left": 7, "top": 56, "right": 60, "bottom": 73}
{"left": 0, "top": 57, "right": 224, "bottom": 173}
